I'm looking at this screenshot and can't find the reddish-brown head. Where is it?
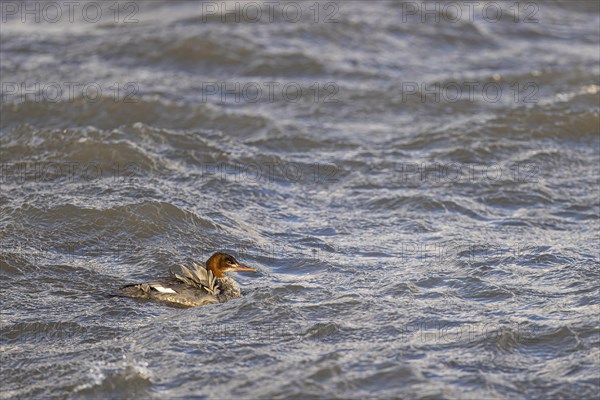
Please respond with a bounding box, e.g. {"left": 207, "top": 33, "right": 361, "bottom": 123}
{"left": 206, "top": 252, "right": 256, "bottom": 278}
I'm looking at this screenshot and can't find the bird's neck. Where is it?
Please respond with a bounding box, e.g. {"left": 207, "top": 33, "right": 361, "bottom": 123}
{"left": 216, "top": 277, "right": 241, "bottom": 301}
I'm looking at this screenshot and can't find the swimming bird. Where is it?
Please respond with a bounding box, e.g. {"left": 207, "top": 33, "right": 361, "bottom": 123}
{"left": 116, "top": 252, "right": 256, "bottom": 307}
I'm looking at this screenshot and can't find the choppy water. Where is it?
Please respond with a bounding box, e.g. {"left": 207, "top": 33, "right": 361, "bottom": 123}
{"left": 1, "top": 1, "right": 599, "bottom": 399}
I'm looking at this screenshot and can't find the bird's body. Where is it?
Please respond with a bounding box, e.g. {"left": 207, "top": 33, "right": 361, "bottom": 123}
{"left": 116, "top": 253, "right": 255, "bottom": 307}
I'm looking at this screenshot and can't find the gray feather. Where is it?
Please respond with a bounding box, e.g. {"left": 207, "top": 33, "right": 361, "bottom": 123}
{"left": 173, "top": 263, "right": 220, "bottom": 295}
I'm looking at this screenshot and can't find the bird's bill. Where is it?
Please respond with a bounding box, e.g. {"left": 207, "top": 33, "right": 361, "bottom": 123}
{"left": 232, "top": 264, "right": 256, "bottom": 272}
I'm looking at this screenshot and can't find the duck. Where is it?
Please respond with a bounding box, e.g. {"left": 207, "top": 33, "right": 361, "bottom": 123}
{"left": 116, "top": 252, "right": 256, "bottom": 307}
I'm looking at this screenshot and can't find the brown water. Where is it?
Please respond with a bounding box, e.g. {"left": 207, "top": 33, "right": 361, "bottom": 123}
{"left": 1, "top": 1, "right": 599, "bottom": 399}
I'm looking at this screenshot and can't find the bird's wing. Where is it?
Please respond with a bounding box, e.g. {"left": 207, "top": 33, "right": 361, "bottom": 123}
{"left": 172, "top": 263, "right": 220, "bottom": 295}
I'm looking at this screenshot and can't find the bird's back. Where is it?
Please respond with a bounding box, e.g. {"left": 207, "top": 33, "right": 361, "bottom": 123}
{"left": 116, "top": 263, "right": 222, "bottom": 307}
